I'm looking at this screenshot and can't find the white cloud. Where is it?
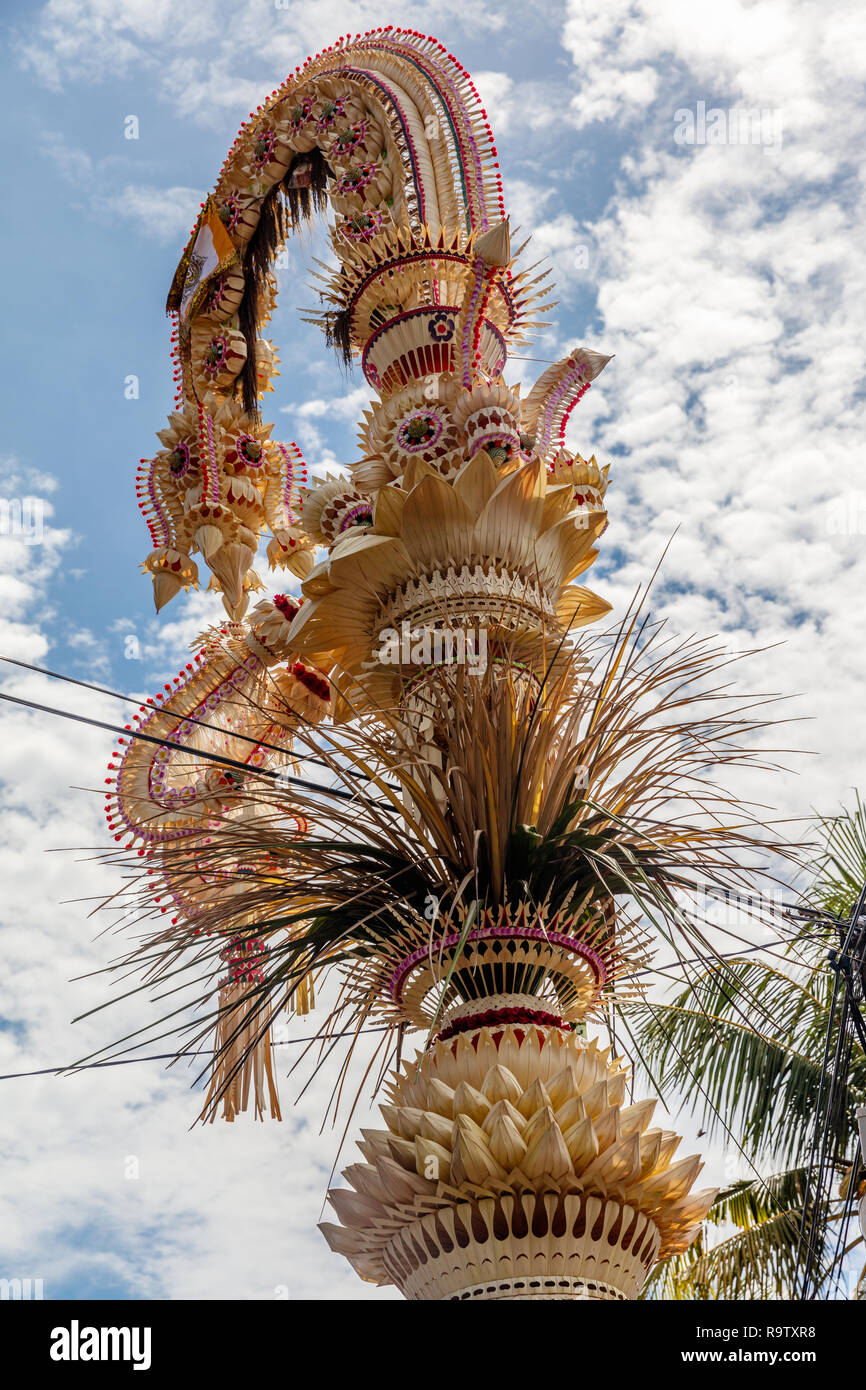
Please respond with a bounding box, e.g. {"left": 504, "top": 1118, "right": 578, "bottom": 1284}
{"left": 97, "top": 184, "right": 204, "bottom": 243}
{"left": 15, "top": 0, "right": 211, "bottom": 90}
{"left": 472, "top": 71, "right": 516, "bottom": 134}
{"left": 0, "top": 462, "right": 74, "bottom": 661}
{"left": 287, "top": 385, "right": 375, "bottom": 425}
{"left": 18, "top": 0, "right": 512, "bottom": 123}
{"left": 38, "top": 132, "right": 205, "bottom": 243}
{"left": 0, "top": 485, "right": 400, "bottom": 1298}
{"left": 503, "top": 178, "right": 596, "bottom": 304}
{"left": 554, "top": 0, "right": 866, "bottom": 820}
{"left": 278, "top": 385, "right": 376, "bottom": 471}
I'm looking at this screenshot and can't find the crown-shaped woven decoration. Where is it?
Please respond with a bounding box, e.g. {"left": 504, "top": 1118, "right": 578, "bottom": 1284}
{"left": 321, "top": 1026, "right": 716, "bottom": 1299}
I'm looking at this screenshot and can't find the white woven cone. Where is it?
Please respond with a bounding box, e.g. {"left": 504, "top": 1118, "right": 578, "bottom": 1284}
{"left": 321, "top": 1023, "right": 715, "bottom": 1300}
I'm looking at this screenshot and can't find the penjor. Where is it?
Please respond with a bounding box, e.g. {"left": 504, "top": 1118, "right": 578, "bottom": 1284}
{"left": 101, "top": 29, "right": 794, "bottom": 1301}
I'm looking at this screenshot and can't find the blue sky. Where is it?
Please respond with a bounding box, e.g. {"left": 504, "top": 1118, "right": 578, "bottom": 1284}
{"left": 1, "top": 0, "right": 865, "bottom": 1300}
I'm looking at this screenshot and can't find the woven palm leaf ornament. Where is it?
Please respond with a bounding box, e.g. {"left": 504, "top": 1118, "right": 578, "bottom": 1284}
{"left": 103, "top": 29, "right": 800, "bottom": 1298}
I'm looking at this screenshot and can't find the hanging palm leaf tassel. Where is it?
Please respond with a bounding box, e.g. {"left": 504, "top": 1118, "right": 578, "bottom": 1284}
{"left": 237, "top": 182, "right": 287, "bottom": 417}
{"left": 323, "top": 307, "right": 353, "bottom": 369}
{"left": 295, "top": 969, "right": 315, "bottom": 1016}
{"left": 237, "top": 150, "right": 333, "bottom": 413}
{"left": 202, "top": 935, "right": 282, "bottom": 1123}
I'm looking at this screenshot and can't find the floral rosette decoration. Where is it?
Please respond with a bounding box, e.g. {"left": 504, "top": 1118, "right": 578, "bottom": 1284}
{"left": 428, "top": 310, "right": 456, "bottom": 343}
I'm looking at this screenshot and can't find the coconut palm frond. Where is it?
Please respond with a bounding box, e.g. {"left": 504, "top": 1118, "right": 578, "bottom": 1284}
{"left": 810, "top": 791, "right": 866, "bottom": 919}
{"left": 645, "top": 1167, "right": 862, "bottom": 1300}
{"left": 629, "top": 954, "right": 866, "bottom": 1163}
{"left": 651, "top": 1207, "right": 806, "bottom": 1301}
{"left": 641, "top": 1228, "right": 711, "bottom": 1300}
{"left": 709, "top": 1168, "right": 811, "bottom": 1228}
{"left": 644, "top": 1170, "right": 803, "bottom": 1299}
{"left": 637, "top": 800, "right": 866, "bottom": 1299}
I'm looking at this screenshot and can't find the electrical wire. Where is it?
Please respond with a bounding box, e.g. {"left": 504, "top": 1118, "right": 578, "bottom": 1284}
{"left": 0, "top": 940, "right": 815, "bottom": 1084}
{"left": 0, "top": 653, "right": 396, "bottom": 791}
{"left": 0, "top": 687, "right": 399, "bottom": 812}
{"left": 0, "top": 1026, "right": 393, "bottom": 1081}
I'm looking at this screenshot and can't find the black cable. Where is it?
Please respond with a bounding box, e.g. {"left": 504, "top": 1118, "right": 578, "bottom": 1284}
{"left": 0, "top": 688, "right": 399, "bottom": 812}
{"left": 625, "top": 936, "right": 802, "bottom": 985}
{"left": 0, "top": 653, "right": 396, "bottom": 790}
{"left": 0, "top": 1025, "right": 394, "bottom": 1081}
{"left": 795, "top": 961, "right": 845, "bottom": 1297}
{"left": 820, "top": 1135, "right": 861, "bottom": 1298}
{"left": 0, "top": 939, "right": 825, "bottom": 1084}
{"left": 818, "top": 919, "right": 866, "bottom": 1291}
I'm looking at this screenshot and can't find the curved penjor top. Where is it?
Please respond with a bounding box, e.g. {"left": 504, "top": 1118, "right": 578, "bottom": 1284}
{"left": 141, "top": 26, "right": 612, "bottom": 685}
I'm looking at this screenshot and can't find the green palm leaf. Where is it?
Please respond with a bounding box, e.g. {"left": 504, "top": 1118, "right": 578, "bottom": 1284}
{"left": 635, "top": 799, "right": 866, "bottom": 1299}
{"left": 810, "top": 791, "right": 866, "bottom": 919}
